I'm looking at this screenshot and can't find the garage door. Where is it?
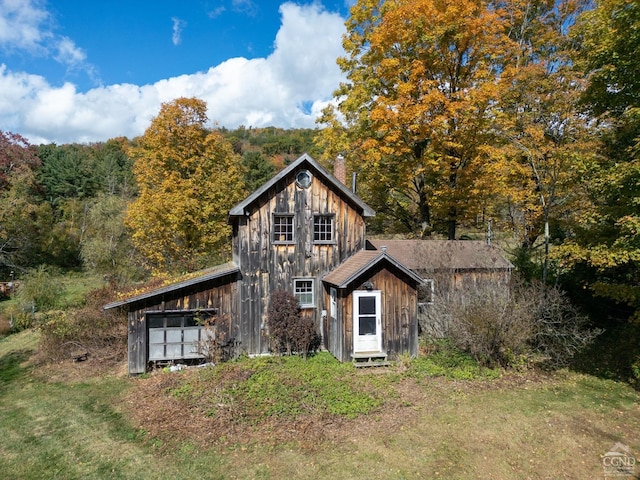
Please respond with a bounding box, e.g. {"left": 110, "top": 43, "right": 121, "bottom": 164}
{"left": 148, "top": 312, "right": 208, "bottom": 362}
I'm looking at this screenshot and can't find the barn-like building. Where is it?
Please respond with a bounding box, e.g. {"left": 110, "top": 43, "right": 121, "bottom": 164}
{"left": 104, "top": 154, "right": 511, "bottom": 374}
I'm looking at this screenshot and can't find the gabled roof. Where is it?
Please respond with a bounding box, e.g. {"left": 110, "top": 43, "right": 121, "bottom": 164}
{"left": 103, "top": 262, "right": 239, "bottom": 310}
{"left": 323, "top": 249, "right": 424, "bottom": 289}
{"left": 366, "top": 240, "right": 514, "bottom": 271}
{"left": 229, "top": 153, "right": 375, "bottom": 218}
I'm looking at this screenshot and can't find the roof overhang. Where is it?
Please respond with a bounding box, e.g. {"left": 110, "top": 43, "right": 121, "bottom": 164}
{"left": 323, "top": 250, "right": 424, "bottom": 289}
{"left": 103, "top": 262, "right": 240, "bottom": 310}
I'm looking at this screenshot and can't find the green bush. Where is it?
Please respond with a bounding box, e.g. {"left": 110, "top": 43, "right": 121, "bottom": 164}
{"left": 15, "top": 265, "right": 63, "bottom": 312}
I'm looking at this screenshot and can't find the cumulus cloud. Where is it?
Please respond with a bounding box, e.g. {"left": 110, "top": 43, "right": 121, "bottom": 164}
{"left": 0, "top": 2, "right": 347, "bottom": 144}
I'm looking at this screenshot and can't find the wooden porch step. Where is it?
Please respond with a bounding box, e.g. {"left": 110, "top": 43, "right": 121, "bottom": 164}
{"left": 352, "top": 351, "right": 389, "bottom": 368}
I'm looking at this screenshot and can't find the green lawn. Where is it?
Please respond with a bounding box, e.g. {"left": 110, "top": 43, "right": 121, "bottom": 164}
{"left": 1, "top": 330, "right": 639, "bottom": 479}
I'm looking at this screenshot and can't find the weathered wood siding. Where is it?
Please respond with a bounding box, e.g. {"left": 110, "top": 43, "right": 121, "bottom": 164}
{"left": 417, "top": 269, "right": 512, "bottom": 338}
{"left": 127, "top": 276, "right": 239, "bottom": 374}
{"left": 327, "top": 266, "right": 419, "bottom": 362}
{"left": 234, "top": 170, "right": 367, "bottom": 354}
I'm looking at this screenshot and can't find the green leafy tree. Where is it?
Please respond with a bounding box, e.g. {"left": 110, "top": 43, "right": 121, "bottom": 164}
{"left": 0, "top": 167, "right": 54, "bottom": 269}
{"left": 125, "top": 97, "right": 246, "bottom": 273}
{"left": 81, "top": 193, "right": 145, "bottom": 282}
{"left": 242, "top": 151, "right": 277, "bottom": 192}
{"left": 37, "top": 144, "right": 99, "bottom": 205}
{"left": 91, "top": 138, "right": 136, "bottom": 196}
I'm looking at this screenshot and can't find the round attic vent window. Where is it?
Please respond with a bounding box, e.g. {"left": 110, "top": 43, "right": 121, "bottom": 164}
{"left": 296, "top": 170, "right": 312, "bottom": 188}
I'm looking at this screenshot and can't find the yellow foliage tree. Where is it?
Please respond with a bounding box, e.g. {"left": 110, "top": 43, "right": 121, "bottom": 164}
{"left": 125, "top": 98, "right": 245, "bottom": 273}
{"left": 486, "top": 0, "right": 594, "bottom": 282}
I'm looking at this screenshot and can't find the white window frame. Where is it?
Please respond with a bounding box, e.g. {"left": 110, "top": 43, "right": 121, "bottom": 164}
{"left": 418, "top": 278, "right": 434, "bottom": 305}
{"left": 330, "top": 287, "right": 337, "bottom": 319}
{"left": 293, "top": 278, "right": 315, "bottom": 308}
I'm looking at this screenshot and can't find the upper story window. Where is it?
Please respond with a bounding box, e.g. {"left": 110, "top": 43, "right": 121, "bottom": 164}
{"left": 313, "top": 214, "right": 334, "bottom": 244}
{"left": 294, "top": 278, "right": 315, "bottom": 308}
{"left": 273, "top": 214, "right": 294, "bottom": 244}
{"left": 296, "top": 170, "right": 312, "bottom": 188}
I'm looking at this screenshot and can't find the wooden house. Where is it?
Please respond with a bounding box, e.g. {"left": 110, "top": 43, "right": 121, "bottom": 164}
{"left": 366, "top": 239, "right": 514, "bottom": 337}
{"left": 105, "top": 154, "right": 423, "bottom": 374}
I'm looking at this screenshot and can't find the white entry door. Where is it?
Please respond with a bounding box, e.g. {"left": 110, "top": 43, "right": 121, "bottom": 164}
{"left": 353, "top": 290, "right": 382, "bottom": 353}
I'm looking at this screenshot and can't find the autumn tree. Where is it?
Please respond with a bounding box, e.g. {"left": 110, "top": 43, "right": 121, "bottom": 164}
{"left": 0, "top": 130, "right": 40, "bottom": 191}
{"left": 485, "top": 0, "right": 594, "bottom": 283}
{"left": 319, "top": 0, "right": 514, "bottom": 238}
{"left": 125, "top": 98, "right": 246, "bottom": 273}
{"left": 555, "top": 0, "right": 640, "bottom": 320}
{"left": 0, "top": 132, "right": 48, "bottom": 271}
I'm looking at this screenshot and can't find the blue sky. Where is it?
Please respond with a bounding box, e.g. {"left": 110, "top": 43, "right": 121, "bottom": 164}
{"left": 0, "top": 0, "right": 353, "bottom": 144}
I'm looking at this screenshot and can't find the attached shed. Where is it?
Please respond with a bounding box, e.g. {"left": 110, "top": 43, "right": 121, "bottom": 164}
{"left": 322, "top": 249, "right": 423, "bottom": 364}
{"left": 103, "top": 263, "right": 240, "bottom": 375}
{"left": 366, "top": 240, "right": 514, "bottom": 337}
{"left": 367, "top": 239, "right": 513, "bottom": 292}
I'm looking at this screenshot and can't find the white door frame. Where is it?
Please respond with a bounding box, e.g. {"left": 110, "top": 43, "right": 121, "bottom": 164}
{"left": 353, "top": 290, "right": 382, "bottom": 353}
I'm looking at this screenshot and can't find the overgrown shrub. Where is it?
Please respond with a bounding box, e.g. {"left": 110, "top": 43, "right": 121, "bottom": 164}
{"left": 529, "top": 284, "right": 603, "bottom": 368}
{"left": 195, "top": 313, "right": 236, "bottom": 363}
{"left": 267, "top": 290, "right": 320, "bottom": 358}
{"left": 423, "top": 278, "right": 602, "bottom": 369}
{"left": 15, "top": 265, "right": 63, "bottom": 312}
{"left": 37, "top": 285, "right": 126, "bottom": 363}
{"left": 447, "top": 282, "right": 533, "bottom": 368}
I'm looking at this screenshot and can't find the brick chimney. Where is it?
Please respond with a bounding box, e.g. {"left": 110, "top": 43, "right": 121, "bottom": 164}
{"left": 333, "top": 154, "right": 346, "bottom": 185}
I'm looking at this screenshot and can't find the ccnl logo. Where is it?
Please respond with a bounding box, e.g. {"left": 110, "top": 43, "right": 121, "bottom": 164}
{"left": 602, "top": 443, "right": 637, "bottom": 478}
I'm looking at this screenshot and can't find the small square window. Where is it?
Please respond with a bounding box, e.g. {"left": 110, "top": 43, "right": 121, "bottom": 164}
{"left": 313, "top": 215, "right": 334, "bottom": 243}
{"left": 294, "top": 279, "right": 315, "bottom": 307}
{"left": 273, "top": 214, "right": 294, "bottom": 243}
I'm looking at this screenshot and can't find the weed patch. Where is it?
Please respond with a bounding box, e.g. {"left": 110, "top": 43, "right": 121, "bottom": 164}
{"left": 168, "top": 353, "right": 390, "bottom": 423}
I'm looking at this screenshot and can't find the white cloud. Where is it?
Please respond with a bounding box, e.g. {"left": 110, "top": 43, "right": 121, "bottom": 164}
{"left": 172, "top": 17, "right": 186, "bottom": 46}
{"left": 0, "top": 0, "right": 51, "bottom": 53}
{"left": 54, "top": 36, "right": 86, "bottom": 66}
{"left": 0, "top": 2, "right": 347, "bottom": 144}
{"left": 232, "top": 0, "right": 258, "bottom": 16}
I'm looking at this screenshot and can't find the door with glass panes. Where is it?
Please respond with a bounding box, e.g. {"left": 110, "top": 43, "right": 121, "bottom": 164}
{"left": 353, "top": 290, "right": 382, "bottom": 353}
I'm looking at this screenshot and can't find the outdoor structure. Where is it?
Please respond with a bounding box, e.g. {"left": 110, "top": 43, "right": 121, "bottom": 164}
{"left": 104, "top": 154, "right": 423, "bottom": 374}
{"left": 366, "top": 239, "right": 514, "bottom": 337}
{"left": 105, "top": 154, "right": 514, "bottom": 374}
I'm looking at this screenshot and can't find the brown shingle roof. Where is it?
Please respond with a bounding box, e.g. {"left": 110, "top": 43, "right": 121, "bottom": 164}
{"left": 366, "top": 240, "right": 513, "bottom": 272}
{"left": 323, "top": 249, "right": 423, "bottom": 288}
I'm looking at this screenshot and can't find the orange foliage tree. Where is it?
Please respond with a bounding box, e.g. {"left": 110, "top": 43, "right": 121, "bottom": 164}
{"left": 319, "top": 0, "right": 515, "bottom": 238}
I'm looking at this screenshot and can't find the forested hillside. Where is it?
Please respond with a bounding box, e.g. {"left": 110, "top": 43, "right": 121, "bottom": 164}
{"left": 0, "top": 0, "right": 638, "bottom": 382}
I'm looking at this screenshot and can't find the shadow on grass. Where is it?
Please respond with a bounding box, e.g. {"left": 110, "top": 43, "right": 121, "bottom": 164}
{"left": 570, "top": 322, "right": 640, "bottom": 390}
{"left": 0, "top": 349, "right": 33, "bottom": 394}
